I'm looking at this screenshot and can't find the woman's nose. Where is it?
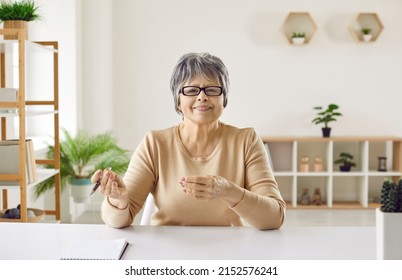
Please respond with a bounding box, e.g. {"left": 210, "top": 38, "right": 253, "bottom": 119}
{"left": 197, "top": 90, "right": 208, "bottom": 101}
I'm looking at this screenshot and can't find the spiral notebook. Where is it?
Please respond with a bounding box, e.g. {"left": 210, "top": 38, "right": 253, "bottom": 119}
{"left": 60, "top": 238, "right": 129, "bottom": 260}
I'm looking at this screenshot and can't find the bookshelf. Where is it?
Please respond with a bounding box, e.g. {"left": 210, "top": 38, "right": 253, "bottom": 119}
{"left": 0, "top": 28, "right": 61, "bottom": 222}
{"left": 262, "top": 136, "right": 402, "bottom": 209}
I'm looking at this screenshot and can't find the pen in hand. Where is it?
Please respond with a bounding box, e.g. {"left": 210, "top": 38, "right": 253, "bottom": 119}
{"left": 89, "top": 167, "right": 112, "bottom": 196}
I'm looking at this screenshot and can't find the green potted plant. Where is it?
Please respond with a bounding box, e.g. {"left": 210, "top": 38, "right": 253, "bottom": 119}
{"left": 0, "top": 0, "right": 41, "bottom": 40}
{"left": 291, "top": 32, "right": 305, "bottom": 45}
{"left": 311, "top": 103, "right": 342, "bottom": 137}
{"left": 361, "top": 28, "right": 372, "bottom": 42}
{"left": 334, "top": 152, "right": 356, "bottom": 172}
{"left": 34, "top": 129, "right": 130, "bottom": 203}
{"left": 376, "top": 178, "right": 402, "bottom": 259}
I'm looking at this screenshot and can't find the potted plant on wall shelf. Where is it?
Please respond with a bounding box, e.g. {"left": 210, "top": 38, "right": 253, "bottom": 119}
{"left": 376, "top": 178, "right": 402, "bottom": 259}
{"left": 34, "top": 129, "right": 130, "bottom": 203}
{"left": 334, "top": 152, "right": 356, "bottom": 172}
{"left": 361, "top": 28, "right": 372, "bottom": 42}
{"left": 0, "top": 0, "right": 41, "bottom": 40}
{"left": 291, "top": 32, "right": 305, "bottom": 45}
{"left": 311, "top": 103, "right": 342, "bottom": 137}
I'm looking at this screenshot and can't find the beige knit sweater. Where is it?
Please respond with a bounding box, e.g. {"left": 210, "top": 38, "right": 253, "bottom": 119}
{"left": 101, "top": 122, "right": 285, "bottom": 229}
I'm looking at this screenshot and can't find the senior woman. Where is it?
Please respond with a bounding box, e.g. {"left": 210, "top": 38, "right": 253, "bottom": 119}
{"left": 92, "top": 53, "right": 285, "bottom": 229}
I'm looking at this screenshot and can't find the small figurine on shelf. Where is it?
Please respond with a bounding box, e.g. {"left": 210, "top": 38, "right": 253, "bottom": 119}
{"left": 377, "top": 156, "right": 387, "bottom": 172}
{"left": 311, "top": 188, "right": 322, "bottom": 205}
{"left": 300, "top": 156, "right": 309, "bottom": 172}
{"left": 300, "top": 188, "right": 310, "bottom": 205}
{"left": 314, "top": 156, "right": 323, "bottom": 172}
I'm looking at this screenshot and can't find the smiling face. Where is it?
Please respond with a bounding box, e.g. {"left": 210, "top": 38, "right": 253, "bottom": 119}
{"left": 178, "top": 75, "right": 224, "bottom": 126}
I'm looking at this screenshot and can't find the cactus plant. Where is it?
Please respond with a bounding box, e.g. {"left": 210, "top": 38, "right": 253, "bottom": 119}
{"left": 380, "top": 178, "right": 402, "bottom": 213}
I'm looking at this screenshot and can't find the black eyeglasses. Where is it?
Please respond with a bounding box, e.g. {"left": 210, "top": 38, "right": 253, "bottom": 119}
{"left": 180, "top": 86, "right": 223, "bottom": 96}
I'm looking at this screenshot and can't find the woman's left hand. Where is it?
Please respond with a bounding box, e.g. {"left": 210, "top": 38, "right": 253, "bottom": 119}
{"left": 179, "top": 175, "right": 245, "bottom": 207}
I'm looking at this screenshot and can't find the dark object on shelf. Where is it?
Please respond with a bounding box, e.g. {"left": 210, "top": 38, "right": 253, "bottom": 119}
{"left": 0, "top": 205, "right": 44, "bottom": 222}
{"left": 380, "top": 179, "right": 402, "bottom": 213}
{"left": 2, "top": 207, "right": 20, "bottom": 219}
{"left": 334, "top": 152, "right": 356, "bottom": 172}
{"left": 322, "top": 127, "right": 331, "bottom": 137}
{"left": 311, "top": 188, "right": 322, "bottom": 205}
{"left": 300, "top": 188, "right": 310, "bottom": 205}
{"left": 378, "top": 156, "right": 387, "bottom": 172}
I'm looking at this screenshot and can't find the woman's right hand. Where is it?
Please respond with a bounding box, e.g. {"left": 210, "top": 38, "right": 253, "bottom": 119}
{"left": 91, "top": 169, "right": 129, "bottom": 210}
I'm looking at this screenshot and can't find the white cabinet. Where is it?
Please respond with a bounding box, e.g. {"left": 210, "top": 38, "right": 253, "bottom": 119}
{"left": 262, "top": 137, "right": 402, "bottom": 209}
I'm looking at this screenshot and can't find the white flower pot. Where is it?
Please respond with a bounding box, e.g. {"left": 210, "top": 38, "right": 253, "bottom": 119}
{"left": 69, "top": 178, "right": 93, "bottom": 203}
{"left": 376, "top": 208, "right": 402, "bottom": 259}
{"left": 363, "top": 34, "right": 372, "bottom": 42}
{"left": 292, "top": 37, "right": 305, "bottom": 45}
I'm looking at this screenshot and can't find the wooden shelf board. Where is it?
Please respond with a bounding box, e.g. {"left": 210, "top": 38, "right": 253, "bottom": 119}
{"left": 262, "top": 136, "right": 402, "bottom": 142}
{"left": 287, "top": 201, "right": 377, "bottom": 210}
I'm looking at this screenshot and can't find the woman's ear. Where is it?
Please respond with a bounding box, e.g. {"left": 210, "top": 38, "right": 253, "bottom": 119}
{"left": 177, "top": 96, "right": 182, "bottom": 113}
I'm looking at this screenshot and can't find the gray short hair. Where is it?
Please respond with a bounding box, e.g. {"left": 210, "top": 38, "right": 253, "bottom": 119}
{"left": 170, "top": 53, "right": 229, "bottom": 115}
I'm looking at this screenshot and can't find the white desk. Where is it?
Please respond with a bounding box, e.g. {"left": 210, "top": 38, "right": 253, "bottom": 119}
{"left": 0, "top": 223, "right": 375, "bottom": 260}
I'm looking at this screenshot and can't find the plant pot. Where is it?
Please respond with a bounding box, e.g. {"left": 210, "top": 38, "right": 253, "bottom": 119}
{"left": 339, "top": 165, "right": 351, "bottom": 172}
{"left": 69, "top": 178, "right": 93, "bottom": 203}
{"left": 3, "top": 20, "right": 28, "bottom": 40}
{"left": 291, "top": 37, "right": 305, "bottom": 45}
{"left": 363, "top": 34, "right": 372, "bottom": 42}
{"left": 376, "top": 208, "right": 402, "bottom": 260}
{"left": 321, "top": 127, "right": 331, "bottom": 138}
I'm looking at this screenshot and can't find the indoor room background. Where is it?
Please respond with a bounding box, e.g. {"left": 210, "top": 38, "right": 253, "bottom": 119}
{"left": 3, "top": 0, "right": 402, "bottom": 218}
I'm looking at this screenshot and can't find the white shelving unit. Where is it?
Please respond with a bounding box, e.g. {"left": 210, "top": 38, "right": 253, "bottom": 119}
{"left": 262, "top": 136, "right": 402, "bottom": 209}
{"left": 0, "top": 28, "right": 60, "bottom": 222}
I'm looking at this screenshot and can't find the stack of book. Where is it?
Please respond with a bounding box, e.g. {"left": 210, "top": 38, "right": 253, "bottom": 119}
{"left": 0, "top": 139, "right": 37, "bottom": 186}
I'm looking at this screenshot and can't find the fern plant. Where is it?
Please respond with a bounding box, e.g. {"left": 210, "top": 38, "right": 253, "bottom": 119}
{"left": 0, "top": 0, "right": 41, "bottom": 22}
{"left": 33, "top": 129, "right": 130, "bottom": 199}
{"left": 380, "top": 178, "right": 402, "bottom": 213}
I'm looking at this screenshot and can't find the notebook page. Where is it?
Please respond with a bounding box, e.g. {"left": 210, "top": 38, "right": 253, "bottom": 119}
{"left": 60, "top": 238, "right": 129, "bottom": 260}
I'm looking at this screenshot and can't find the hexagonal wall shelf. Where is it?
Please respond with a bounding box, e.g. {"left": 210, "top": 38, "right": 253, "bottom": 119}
{"left": 280, "top": 12, "right": 317, "bottom": 45}
{"left": 349, "top": 13, "right": 384, "bottom": 43}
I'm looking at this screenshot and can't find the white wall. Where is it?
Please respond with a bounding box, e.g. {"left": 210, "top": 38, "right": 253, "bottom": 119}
{"left": 105, "top": 0, "right": 402, "bottom": 150}
{"left": 15, "top": 0, "right": 402, "bottom": 149}
{"left": 29, "top": 0, "right": 78, "bottom": 135}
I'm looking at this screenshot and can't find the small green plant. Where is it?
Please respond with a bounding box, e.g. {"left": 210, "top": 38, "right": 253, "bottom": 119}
{"left": 380, "top": 178, "right": 402, "bottom": 213}
{"left": 33, "top": 129, "right": 130, "bottom": 199}
{"left": 0, "top": 0, "right": 41, "bottom": 22}
{"left": 334, "top": 152, "right": 356, "bottom": 171}
{"left": 361, "top": 28, "right": 372, "bottom": 35}
{"left": 291, "top": 32, "right": 305, "bottom": 38}
{"left": 311, "top": 103, "right": 342, "bottom": 128}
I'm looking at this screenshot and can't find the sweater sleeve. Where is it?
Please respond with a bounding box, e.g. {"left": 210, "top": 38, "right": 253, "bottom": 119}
{"left": 101, "top": 132, "right": 157, "bottom": 228}
{"left": 230, "top": 129, "right": 286, "bottom": 230}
